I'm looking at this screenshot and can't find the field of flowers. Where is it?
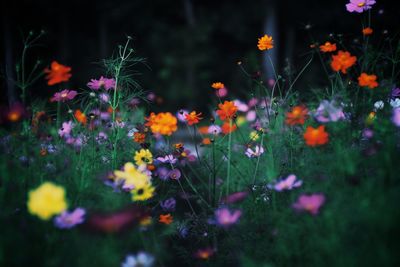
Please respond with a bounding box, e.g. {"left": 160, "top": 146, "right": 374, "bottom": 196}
{"left": 1, "top": 1, "right": 400, "bottom": 266}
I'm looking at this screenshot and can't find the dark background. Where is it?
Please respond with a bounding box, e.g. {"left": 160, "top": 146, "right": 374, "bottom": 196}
{"left": 1, "top": 0, "right": 398, "bottom": 111}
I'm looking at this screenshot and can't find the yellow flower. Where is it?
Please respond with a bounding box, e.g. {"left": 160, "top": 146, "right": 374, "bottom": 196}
{"left": 27, "top": 182, "right": 68, "bottom": 220}
{"left": 134, "top": 149, "right": 153, "bottom": 165}
{"left": 114, "top": 162, "right": 151, "bottom": 189}
{"left": 249, "top": 131, "right": 260, "bottom": 141}
{"left": 131, "top": 183, "right": 155, "bottom": 201}
{"left": 236, "top": 116, "right": 246, "bottom": 126}
{"left": 257, "top": 34, "right": 274, "bottom": 51}
{"left": 140, "top": 216, "right": 152, "bottom": 226}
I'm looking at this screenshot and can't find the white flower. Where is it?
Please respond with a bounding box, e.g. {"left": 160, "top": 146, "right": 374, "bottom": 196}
{"left": 121, "top": 252, "right": 155, "bottom": 267}
{"left": 390, "top": 98, "right": 400, "bottom": 108}
{"left": 245, "top": 145, "right": 264, "bottom": 158}
{"left": 374, "top": 100, "right": 385, "bottom": 110}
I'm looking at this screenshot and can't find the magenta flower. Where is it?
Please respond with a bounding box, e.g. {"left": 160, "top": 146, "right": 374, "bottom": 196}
{"left": 220, "top": 191, "right": 249, "bottom": 204}
{"left": 87, "top": 76, "right": 116, "bottom": 90}
{"left": 168, "top": 169, "right": 181, "bottom": 180}
{"left": 54, "top": 208, "right": 86, "bottom": 229}
{"left": 292, "top": 193, "right": 326, "bottom": 215}
{"left": 50, "top": 90, "right": 77, "bottom": 102}
{"left": 269, "top": 174, "right": 302, "bottom": 192}
{"left": 346, "top": 0, "right": 376, "bottom": 13}
{"left": 213, "top": 207, "right": 242, "bottom": 228}
{"left": 58, "top": 121, "right": 74, "bottom": 138}
{"left": 177, "top": 110, "right": 189, "bottom": 122}
{"left": 392, "top": 108, "right": 400, "bottom": 127}
{"left": 156, "top": 154, "right": 177, "bottom": 164}
{"left": 245, "top": 145, "right": 264, "bottom": 158}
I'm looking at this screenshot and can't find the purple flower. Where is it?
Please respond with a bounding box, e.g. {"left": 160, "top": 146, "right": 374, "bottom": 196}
{"left": 208, "top": 125, "right": 222, "bottom": 135}
{"left": 177, "top": 109, "right": 188, "bottom": 122}
{"left": 346, "top": 0, "right": 376, "bottom": 13}
{"left": 169, "top": 169, "right": 181, "bottom": 180}
{"left": 156, "top": 167, "right": 170, "bottom": 181}
{"left": 220, "top": 191, "right": 249, "bottom": 204}
{"left": 245, "top": 145, "right": 264, "bottom": 158}
{"left": 392, "top": 108, "right": 400, "bottom": 127}
{"left": 58, "top": 121, "right": 73, "bottom": 138}
{"left": 292, "top": 193, "right": 325, "bottom": 215}
{"left": 213, "top": 207, "right": 242, "bottom": 228}
{"left": 50, "top": 89, "right": 77, "bottom": 102}
{"left": 314, "top": 100, "right": 345, "bottom": 123}
{"left": 99, "top": 93, "right": 110, "bottom": 103}
{"left": 269, "top": 174, "right": 302, "bottom": 192}
{"left": 390, "top": 87, "right": 400, "bottom": 99}
{"left": 87, "top": 76, "right": 116, "bottom": 90}
{"left": 160, "top": 197, "right": 176, "bottom": 211}
{"left": 362, "top": 128, "right": 374, "bottom": 139}
{"left": 156, "top": 155, "right": 177, "bottom": 164}
{"left": 54, "top": 208, "right": 86, "bottom": 229}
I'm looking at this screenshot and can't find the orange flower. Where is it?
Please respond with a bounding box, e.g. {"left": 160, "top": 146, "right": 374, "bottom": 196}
{"left": 185, "top": 111, "right": 203, "bottom": 126}
{"left": 257, "top": 34, "right": 274, "bottom": 51}
{"left": 221, "top": 121, "right": 237, "bottom": 134}
{"left": 358, "top": 73, "right": 378, "bottom": 89}
{"left": 159, "top": 214, "right": 173, "bottom": 225}
{"left": 303, "top": 126, "right": 329, "bottom": 147}
{"left": 133, "top": 132, "right": 146, "bottom": 143}
{"left": 44, "top": 61, "right": 71, "bottom": 86}
{"left": 285, "top": 106, "right": 309, "bottom": 126}
{"left": 74, "top": 109, "right": 87, "bottom": 125}
{"left": 362, "top": 27, "right": 373, "bottom": 36}
{"left": 174, "top": 143, "right": 184, "bottom": 149}
{"left": 216, "top": 101, "right": 237, "bottom": 121}
{"left": 145, "top": 112, "right": 178, "bottom": 136}
{"left": 330, "top": 50, "right": 357, "bottom": 74}
{"left": 202, "top": 138, "right": 211, "bottom": 145}
{"left": 319, "top": 42, "right": 337, "bottom": 53}
{"left": 211, "top": 82, "right": 225, "bottom": 90}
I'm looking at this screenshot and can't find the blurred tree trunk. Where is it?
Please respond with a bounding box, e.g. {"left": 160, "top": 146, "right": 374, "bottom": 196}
{"left": 183, "top": 0, "right": 196, "bottom": 107}
{"left": 2, "top": 13, "right": 17, "bottom": 105}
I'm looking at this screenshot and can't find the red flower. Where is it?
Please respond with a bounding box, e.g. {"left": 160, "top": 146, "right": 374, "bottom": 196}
{"left": 303, "top": 126, "right": 329, "bottom": 146}
{"left": 44, "top": 61, "right": 72, "bottom": 86}
{"left": 285, "top": 105, "right": 309, "bottom": 126}
{"left": 216, "top": 101, "right": 237, "bottom": 121}
{"left": 185, "top": 111, "right": 203, "bottom": 125}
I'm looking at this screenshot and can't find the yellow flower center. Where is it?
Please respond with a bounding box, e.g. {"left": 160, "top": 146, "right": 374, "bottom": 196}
{"left": 61, "top": 93, "right": 68, "bottom": 98}
{"left": 357, "top": 2, "right": 365, "bottom": 7}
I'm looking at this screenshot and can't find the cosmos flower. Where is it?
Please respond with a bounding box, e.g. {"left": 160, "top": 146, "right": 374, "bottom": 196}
{"left": 269, "top": 174, "right": 302, "bottom": 192}
{"left": 319, "top": 42, "right": 337, "bottom": 53}
{"left": 221, "top": 121, "right": 237, "bottom": 134}
{"left": 54, "top": 208, "right": 86, "bottom": 229}
{"left": 99, "top": 93, "right": 110, "bottom": 103}
{"left": 362, "top": 27, "right": 373, "bottom": 35}
{"left": 74, "top": 109, "right": 87, "bottom": 125}
{"left": 303, "top": 126, "right": 329, "bottom": 146}
{"left": 160, "top": 197, "right": 176, "bottom": 212}
{"left": 346, "top": 0, "right": 376, "bottom": 13}
{"left": 257, "top": 34, "right": 274, "bottom": 50}
{"left": 216, "top": 101, "right": 238, "bottom": 121}
{"left": 313, "top": 100, "right": 345, "bottom": 123}
{"left": 87, "top": 76, "right": 116, "bottom": 90}
{"left": 50, "top": 89, "right": 77, "bottom": 102}
{"left": 285, "top": 105, "right": 309, "bottom": 125}
{"left": 156, "top": 154, "right": 177, "bottom": 164}
{"left": 392, "top": 108, "right": 400, "bottom": 127}
{"left": 44, "top": 61, "right": 71, "bottom": 86}
{"left": 58, "top": 121, "right": 74, "bottom": 138}
{"left": 292, "top": 193, "right": 326, "bottom": 215}
{"left": 194, "top": 247, "right": 215, "bottom": 260}
{"left": 390, "top": 98, "right": 400, "bottom": 108}
{"left": 159, "top": 214, "right": 173, "bottom": 225}
{"left": 145, "top": 112, "right": 178, "bottom": 136}
{"left": 177, "top": 109, "right": 189, "bottom": 122}
{"left": 211, "top": 82, "right": 225, "bottom": 90}
{"left": 27, "top": 182, "right": 68, "bottom": 220}
{"left": 220, "top": 191, "right": 249, "bottom": 204}
{"left": 114, "top": 162, "right": 152, "bottom": 191}
{"left": 185, "top": 111, "right": 203, "bottom": 125}
{"left": 131, "top": 183, "right": 155, "bottom": 201}
{"left": 358, "top": 73, "right": 379, "bottom": 89}
{"left": 331, "top": 50, "right": 357, "bottom": 74}
{"left": 121, "top": 252, "right": 155, "bottom": 267}
{"left": 212, "top": 207, "right": 242, "bottom": 228}
{"left": 134, "top": 149, "right": 153, "bottom": 165}
{"left": 168, "top": 169, "right": 181, "bottom": 180}
{"left": 208, "top": 125, "right": 222, "bottom": 135}
{"left": 390, "top": 87, "right": 400, "bottom": 99}
{"left": 245, "top": 145, "right": 265, "bottom": 158}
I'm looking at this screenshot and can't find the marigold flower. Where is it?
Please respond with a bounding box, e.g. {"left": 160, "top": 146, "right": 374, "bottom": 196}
{"left": 159, "top": 213, "right": 173, "bottom": 225}
{"left": 145, "top": 112, "right": 178, "bottom": 136}
{"left": 134, "top": 149, "right": 153, "bottom": 165}
{"left": 362, "top": 27, "right": 373, "bottom": 36}
{"left": 27, "top": 182, "right": 68, "bottom": 220}
{"left": 44, "top": 61, "right": 71, "bottom": 86}
{"left": 221, "top": 121, "right": 237, "bottom": 134}
{"left": 303, "top": 125, "right": 329, "bottom": 146}
{"left": 74, "top": 109, "right": 87, "bottom": 125}
{"left": 216, "top": 101, "right": 238, "bottom": 121}
{"left": 133, "top": 132, "right": 146, "bottom": 143}
{"left": 131, "top": 183, "right": 155, "bottom": 201}
{"left": 285, "top": 105, "right": 309, "bottom": 125}
{"left": 211, "top": 82, "right": 225, "bottom": 90}
{"left": 257, "top": 34, "right": 274, "bottom": 51}
{"left": 319, "top": 42, "right": 337, "bottom": 53}
{"left": 331, "top": 50, "right": 357, "bottom": 74}
{"left": 185, "top": 111, "right": 203, "bottom": 125}
{"left": 358, "top": 73, "right": 378, "bottom": 89}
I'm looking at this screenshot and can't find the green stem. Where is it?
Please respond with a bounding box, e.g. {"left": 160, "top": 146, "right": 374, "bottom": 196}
{"left": 226, "top": 119, "right": 233, "bottom": 195}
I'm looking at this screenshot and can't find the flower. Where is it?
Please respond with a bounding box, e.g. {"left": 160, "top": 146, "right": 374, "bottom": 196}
{"left": 216, "top": 87, "right": 228, "bottom": 98}
{"left": 160, "top": 198, "right": 176, "bottom": 212}
{"left": 319, "top": 42, "right": 337, "bottom": 53}
{"left": 185, "top": 111, "right": 203, "bottom": 125}
{"left": 314, "top": 100, "right": 345, "bottom": 123}
{"left": 257, "top": 34, "right": 274, "bottom": 51}
{"left": 168, "top": 169, "right": 181, "bottom": 180}
{"left": 362, "top": 27, "right": 373, "bottom": 35}
{"left": 5, "top": 102, "right": 27, "bottom": 122}
{"left": 390, "top": 87, "right": 400, "bottom": 99}
{"left": 27, "top": 182, "right": 68, "bottom": 220}
{"left": 87, "top": 76, "right": 116, "bottom": 90}
{"left": 134, "top": 149, "right": 153, "bottom": 165}
{"left": 303, "top": 126, "right": 329, "bottom": 146}
{"left": 133, "top": 132, "right": 146, "bottom": 144}
{"left": 114, "top": 162, "right": 152, "bottom": 190}
{"left": 50, "top": 89, "right": 77, "bottom": 102}
{"left": 269, "top": 174, "right": 302, "bottom": 192}
{"left": 220, "top": 191, "right": 249, "bottom": 204}
{"left": 145, "top": 112, "right": 178, "bottom": 136}
{"left": 374, "top": 100, "right": 385, "bottom": 110}
{"left": 390, "top": 98, "right": 400, "bottom": 108}
{"left": 221, "top": 121, "right": 237, "bottom": 134}
{"left": 331, "top": 51, "right": 357, "bottom": 74}
{"left": 159, "top": 214, "right": 173, "bottom": 224}
{"left": 358, "top": 73, "right": 379, "bottom": 89}
{"left": 292, "top": 193, "right": 326, "bottom": 215}
{"left": 54, "top": 208, "right": 85, "bottom": 229}
{"left": 208, "top": 125, "right": 222, "bottom": 135}
{"left": 211, "top": 82, "right": 225, "bottom": 90}
{"left": 285, "top": 105, "right": 309, "bottom": 125}
{"left": 202, "top": 138, "right": 211, "bottom": 145}
{"left": 131, "top": 183, "right": 155, "bottom": 201}
{"left": 58, "top": 121, "right": 74, "bottom": 138}
{"left": 99, "top": 93, "right": 110, "bottom": 103}
{"left": 392, "top": 108, "right": 400, "bottom": 127}
{"left": 213, "top": 207, "right": 242, "bottom": 228}
{"left": 194, "top": 248, "right": 215, "bottom": 260}
{"left": 245, "top": 145, "right": 265, "bottom": 158}
{"left": 156, "top": 154, "right": 177, "bottom": 164}
{"left": 216, "top": 101, "right": 238, "bottom": 121}
{"left": 346, "top": 0, "right": 376, "bottom": 13}
{"left": 44, "top": 61, "right": 72, "bottom": 86}
{"left": 121, "top": 252, "right": 155, "bottom": 267}
{"left": 74, "top": 109, "right": 87, "bottom": 125}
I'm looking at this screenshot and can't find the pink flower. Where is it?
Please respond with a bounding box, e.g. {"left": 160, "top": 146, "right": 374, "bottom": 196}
{"left": 245, "top": 145, "right": 264, "bottom": 158}
{"left": 269, "top": 174, "right": 302, "bottom": 192}
{"left": 50, "top": 90, "right": 77, "bottom": 102}
{"left": 216, "top": 87, "right": 228, "bottom": 98}
{"left": 220, "top": 191, "right": 249, "bottom": 204}
{"left": 346, "top": 0, "right": 376, "bottom": 13}
{"left": 208, "top": 125, "right": 221, "bottom": 135}
{"left": 87, "top": 76, "right": 116, "bottom": 90}
{"left": 392, "top": 108, "right": 400, "bottom": 127}
{"left": 156, "top": 155, "right": 177, "bottom": 164}
{"left": 58, "top": 121, "right": 74, "bottom": 138}
{"left": 54, "top": 208, "right": 86, "bottom": 229}
{"left": 292, "top": 193, "right": 326, "bottom": 215}
{"left": 213, "top": 207, "right": 242, "bottom": 228}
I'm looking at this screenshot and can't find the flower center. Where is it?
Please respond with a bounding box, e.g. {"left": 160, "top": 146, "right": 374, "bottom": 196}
{"left": 61, "top": 93, "right": 68, "bottom": 98}
{"left": 357, "top": 2, "right": 365, "bottom": 7}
